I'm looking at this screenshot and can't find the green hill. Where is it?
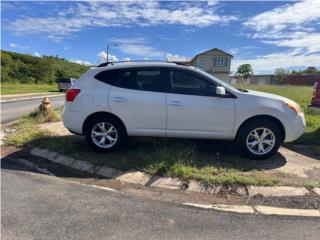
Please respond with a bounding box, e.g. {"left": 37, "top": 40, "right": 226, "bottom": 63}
{"left": 1, "top": 50, "right": 90, "bottom": 85}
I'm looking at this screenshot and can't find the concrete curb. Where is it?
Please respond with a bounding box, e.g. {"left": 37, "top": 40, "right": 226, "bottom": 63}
{"left": 1, "top": 94, "right": 64, "bottom": 103}
{"left": 30, "top": 147, "right": 320, "bottom": 197}
{"left": 183, "top": 203, "right": 320, "bottom": 217}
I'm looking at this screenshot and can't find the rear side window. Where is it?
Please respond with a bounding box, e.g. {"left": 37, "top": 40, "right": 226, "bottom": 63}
{"left": 118, "top": 68, "right": 161, "bottom": 92}
{"left": 94, "top": 69, "right": 119, "bottom": 85}
{"left": 169, "top": 70, "right": 217, "bottom": 96}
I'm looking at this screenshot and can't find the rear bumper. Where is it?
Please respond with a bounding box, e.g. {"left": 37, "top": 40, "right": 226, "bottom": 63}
{"left": 308, "top": 105, "right": 320, "bottom": 114}
{"left": 284, "top": 112, "right": 306, "bottom": 142}
{"left": 62, "top": 106, "right": 84, "bottom": 135}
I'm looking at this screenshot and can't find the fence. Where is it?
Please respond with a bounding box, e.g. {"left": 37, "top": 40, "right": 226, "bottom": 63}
{"left": 285, "top": 75, "right": 320, "bottom": 86}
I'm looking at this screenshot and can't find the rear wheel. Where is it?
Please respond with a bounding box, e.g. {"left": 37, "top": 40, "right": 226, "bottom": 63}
{"left": 237, "top": 119, "right": 282, "bottom": 159}
{"left": 85, "top": 116, "right": 126, "bottom": 152}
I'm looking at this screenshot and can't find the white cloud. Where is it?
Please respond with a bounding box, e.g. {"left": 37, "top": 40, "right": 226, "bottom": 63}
{"left": 122, "top": 57, "right": 131, "bottom": 61}
{"left": 70, "top": 59, "right": 92, "bottom": 66}
{"left": 263, "top": 32, "right": 320, "bottom": 53}
{"left": 7, "top": 1, "right": 237, "bottom": 41}
{"left": 244, "top": 0, "right": 320, "bottom": 32}
{"left": 231, "top": 49, "right": 320, "bottom": 74}
{"left": 9, "top": 43, "right": 18, "bottom": 48}
{"left": 244, "top": 0, "right": 320, "bottom": 54}
{"left": 240, "top": 0, "right": 320, "bottom": 73}
{"left": 97, "top": 51, "right": 118, "bottom": 62}
{"left": 165, "top": 53, "right": 189, "bottom": 62}
{"left": 9, "top": 42, "right": 29, "bottom": 49}
{"left": 111, "top": 38, "right": 165, "bottom": 58}
{"left": 34, "top": 52, "right": 41, "bottom": 57}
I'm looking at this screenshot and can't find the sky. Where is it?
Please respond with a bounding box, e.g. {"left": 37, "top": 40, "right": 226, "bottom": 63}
{"left": 2, "top": 0, "right": 320, "bottom": 74}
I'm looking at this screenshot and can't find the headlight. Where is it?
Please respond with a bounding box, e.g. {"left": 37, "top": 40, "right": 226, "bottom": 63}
{"left": 283, "top": 100, "right": 301, "bottom": 115}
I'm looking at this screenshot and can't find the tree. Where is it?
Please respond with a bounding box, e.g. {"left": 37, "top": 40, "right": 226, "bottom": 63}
{"left": 275, "top": 68, "right": 289, "bottom": 84}
{"left": 1, "top": 50, "right": 90, "bottom": 84}
{"left": 302, "top": 66, "right": 319, "bottom": 74}
{"left": 236, "top": 64, "right": 253, "bottom": 84}
{"left": 290, "top": 66, "right": 320, "bottom": 75}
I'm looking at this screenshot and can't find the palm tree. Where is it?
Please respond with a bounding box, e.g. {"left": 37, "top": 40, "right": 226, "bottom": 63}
{"left": 236, "top": 64, "right": 254, "bottom": 84}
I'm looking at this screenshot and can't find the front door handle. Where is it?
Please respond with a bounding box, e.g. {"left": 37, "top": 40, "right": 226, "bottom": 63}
{"left": 168, "top": 101, "right": 184, "bottom": 107}
{"left": 111, "top": 97, "right": 128, "bottom": 102}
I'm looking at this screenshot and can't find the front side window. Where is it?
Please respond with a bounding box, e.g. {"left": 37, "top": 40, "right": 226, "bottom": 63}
{"left": 215, "top": 57, "right": 226, "bottom": 67}
{"left": 118, "top": 68, "right": 161, "bottom": 92}
{"left": 169, "top": 70, "right": 216, "bottom": 96}
{"left": 198, "top": 58, "right": 205, "bottom": 69}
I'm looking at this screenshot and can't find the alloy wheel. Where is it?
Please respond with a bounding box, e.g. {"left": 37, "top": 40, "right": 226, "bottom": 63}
{"left": 246, "top": 127, "right": 275, "bottom": 155}
{"left": 91, "top": 122, "right": 118, "bottom": 149}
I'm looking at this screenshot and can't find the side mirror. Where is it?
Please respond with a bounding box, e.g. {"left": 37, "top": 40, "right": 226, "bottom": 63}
{"left": 216, "top": 86, "right": 226, "bottom": 96}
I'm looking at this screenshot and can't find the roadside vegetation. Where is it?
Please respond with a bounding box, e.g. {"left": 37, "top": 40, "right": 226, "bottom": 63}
{"left": 6, "top": 123, "right": 280, "bottom": 186}
{"left": 4, "top": 85, "right": 319, "bottom": 187}
{"left": 1, "top": 50, "right": 89, "bottom": 94}
{"left": 5, "top": 108, "right": 61, "bottom": 146}
{"left": 2, "top": 83, "right": 59, "bottom": 95}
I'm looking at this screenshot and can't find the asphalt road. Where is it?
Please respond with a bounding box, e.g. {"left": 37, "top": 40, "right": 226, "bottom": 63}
{"left": 2, "top": 157, "right": 320, "bottom": 240}
{"left": 1, "top": 95, "right": 65, "bottom": 124}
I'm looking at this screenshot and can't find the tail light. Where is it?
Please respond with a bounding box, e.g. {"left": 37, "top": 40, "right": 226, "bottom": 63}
{"left": 311, "top": 81, "right": 320, "bottom": 106}
{"left": 66, "top": 89, "right": 81, "bottom": 102}
{"left": 312, "top": 82, "right": 318, "bottom": 97}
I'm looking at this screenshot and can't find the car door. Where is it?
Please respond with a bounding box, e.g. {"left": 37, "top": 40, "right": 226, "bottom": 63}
{"left": 165, "top": 68, "right": 236, "bottom": 139}
{"left": 109, "top": 67, "right": 166, "bottom": 137}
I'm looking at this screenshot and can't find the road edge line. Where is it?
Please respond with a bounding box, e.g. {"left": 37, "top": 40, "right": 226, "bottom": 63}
{"left": 1, "top": 94, "right": 64, "bottom": 103}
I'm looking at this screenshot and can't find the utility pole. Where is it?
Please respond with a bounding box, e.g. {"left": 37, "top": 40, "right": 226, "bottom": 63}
{"left": 106, "top": 44, "right": 109, "bottom": 62}
{"left": 106, "top": 43, "right": 118, "bottom": 63}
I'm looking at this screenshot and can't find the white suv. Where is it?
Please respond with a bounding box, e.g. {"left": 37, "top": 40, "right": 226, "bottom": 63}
{"left": 62, "top": 61, "right": 305, "bottom": 159}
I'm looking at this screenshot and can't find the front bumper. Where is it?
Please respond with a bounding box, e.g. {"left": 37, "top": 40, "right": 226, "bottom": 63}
{"left": 284, "top": 112, "right": 306, "bottom": 142}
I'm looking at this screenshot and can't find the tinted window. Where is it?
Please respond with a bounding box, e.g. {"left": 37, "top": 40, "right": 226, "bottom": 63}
{"left": 169, "top": 70, "right": 217, "bottom": 96}
{"left": 58, "top": 78, "right": 71, "bottom": 83}
{"left": 94, "top": 69, "right": 119, "bottom": 84}
{"left": 118, "top": 69, "right": 161, "bottom": 92}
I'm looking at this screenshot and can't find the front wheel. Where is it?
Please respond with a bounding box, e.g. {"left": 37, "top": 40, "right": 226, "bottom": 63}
{"left": 237, "top": 119, "right": 282, "bottom": 159}
{"left": 85, "top": 117, "right": 126, "bottom": 152}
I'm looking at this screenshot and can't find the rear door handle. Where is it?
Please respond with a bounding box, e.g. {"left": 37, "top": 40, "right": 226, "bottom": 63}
{"left": 111, "top": 97, "right": 128, "bottom": 102}
{"left": 168, "top": 101, "right": 184, "bottom": 107}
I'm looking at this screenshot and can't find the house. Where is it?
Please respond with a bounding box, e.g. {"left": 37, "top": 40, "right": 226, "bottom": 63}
{"left": 167, "top": 48, "right": 233, "bottom": 83}
{"left": 230, "top": 75, "right": 276, "bottom": 85}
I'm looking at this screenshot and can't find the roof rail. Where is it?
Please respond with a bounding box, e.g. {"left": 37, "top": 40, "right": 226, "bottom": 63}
{"left": 97, "top": 60, "right": 166, "bottom": 67}
{"left": 170, "top": 61, "right": 191, "bottom": 67}
{"left": 96, "top": 60, "right": 191, "bottom": 68}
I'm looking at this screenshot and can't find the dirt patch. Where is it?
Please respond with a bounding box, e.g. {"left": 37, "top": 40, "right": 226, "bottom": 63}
{"left": 39, "top": 121, "right": 71, "bottom": 136}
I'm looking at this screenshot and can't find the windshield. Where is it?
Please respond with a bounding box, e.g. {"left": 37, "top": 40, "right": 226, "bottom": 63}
{"left": 193, "top": 68, "right": 240, "bottom": 93}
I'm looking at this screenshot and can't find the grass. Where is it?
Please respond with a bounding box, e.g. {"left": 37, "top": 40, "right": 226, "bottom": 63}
{"left": 4, "top": 84, "right": 319, "bottom": 187}
{"left": 5, "top": 109, "right": 280, "bottom": 186}
{"left": 5, "top": 108, "right": 61, "bottom": 146}
{"left": 1, "top": 83, "right": 59, "bottom": 95}
{"left": 7, "top": 132, "right": 280, "bottom": 186}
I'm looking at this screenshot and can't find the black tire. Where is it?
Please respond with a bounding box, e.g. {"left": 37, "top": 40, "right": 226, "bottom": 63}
{"left": 85, "top": 116, "right": 126, "bottom": 152}
{"left": 236, "top": 119, "right": 282, "bottom": 160}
